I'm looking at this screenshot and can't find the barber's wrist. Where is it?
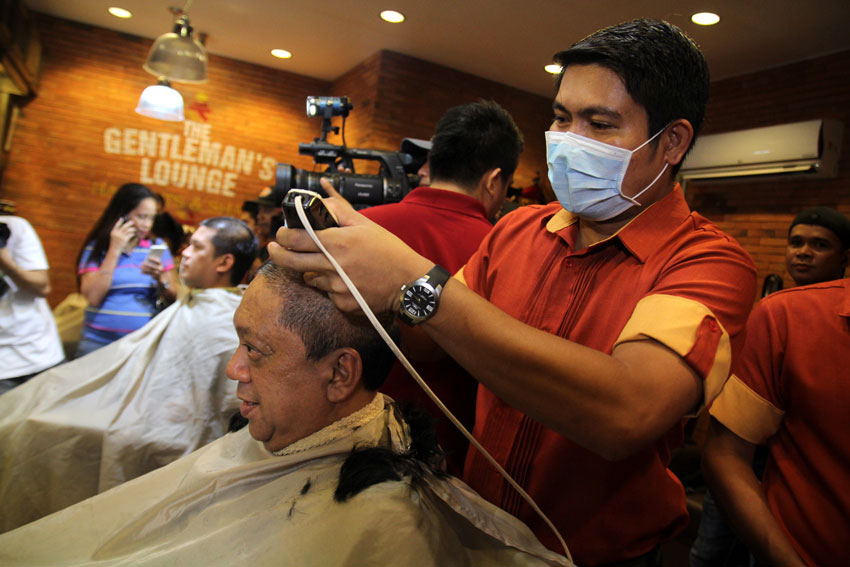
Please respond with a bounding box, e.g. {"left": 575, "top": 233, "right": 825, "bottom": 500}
{"left": 392, "top": 257, "right": 435, "bottom": 312}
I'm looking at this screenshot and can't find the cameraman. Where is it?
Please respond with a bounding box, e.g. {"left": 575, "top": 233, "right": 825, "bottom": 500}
{"left": 0, "top": 211, "right": 64, "bottom": 394}
{"left": 360, "top": 100, "right": 524, "bottom": 474}
{"left": 400, "top": 137, "right": 432, "bottom": 187}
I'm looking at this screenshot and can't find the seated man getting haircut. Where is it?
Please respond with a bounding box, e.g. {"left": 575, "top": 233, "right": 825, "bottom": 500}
{"left": 0, "top": 263, "right": 570, "bottom": 567}
{"left": 0, "top": 217, "right": 258, "bottom": 533}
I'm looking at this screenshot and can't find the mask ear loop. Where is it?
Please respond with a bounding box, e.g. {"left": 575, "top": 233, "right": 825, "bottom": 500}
{"left": 623, "top": 162, "right": 669, "bottom": 206}
{"left": 294, "top": 196, "right": 573, "bottom": 564}
{"left": 621, "top": 123, "right": 673, "bottom": 205}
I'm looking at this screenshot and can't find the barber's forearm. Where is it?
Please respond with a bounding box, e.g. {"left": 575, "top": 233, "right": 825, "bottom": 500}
{"left": 421, "top": 279, "right": 700, "bottom": 459}
{"left": 703, "top": 420, "right": 806, "bottom": 567}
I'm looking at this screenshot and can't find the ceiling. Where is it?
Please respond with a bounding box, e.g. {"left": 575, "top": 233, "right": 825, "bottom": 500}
{"left": 23, "top": 0, "right": 850, "bottom": 98}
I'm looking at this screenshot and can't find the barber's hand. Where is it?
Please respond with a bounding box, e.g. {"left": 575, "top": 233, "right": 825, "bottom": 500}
{"left": 109, "top": 217, "right": 137, "bottom": 252}
{"left": 269, "top": 178, "right": 432, "bottom": 314}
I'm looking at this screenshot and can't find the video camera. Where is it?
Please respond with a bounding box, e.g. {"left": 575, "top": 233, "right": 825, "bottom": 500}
{"left": 274, "top": 96, "right": 422, "bottom": 208}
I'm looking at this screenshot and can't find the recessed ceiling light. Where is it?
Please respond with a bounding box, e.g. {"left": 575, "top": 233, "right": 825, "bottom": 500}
{"left": 691, "top": 12, "right": 720, "bottom": 26}
{"left": 271, "top": 49, "right": 292, "bottom": 59}
{"left": 108, "top": 7, "right": 132, "bottom": 19}
{"left": 380, "top": 10, "right": 405, "bottom": 23}
{"left": 544, "top": 64, "right": 562, "bottom": 75}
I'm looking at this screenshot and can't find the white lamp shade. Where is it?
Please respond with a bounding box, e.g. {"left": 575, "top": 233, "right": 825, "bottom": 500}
{"left": 135, "top": 83, "right": 185, "bottom": 121}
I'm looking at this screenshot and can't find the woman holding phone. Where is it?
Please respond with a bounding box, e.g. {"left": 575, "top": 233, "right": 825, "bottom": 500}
{"left": 75, "top": 183, "right": 178, "bottom": 357}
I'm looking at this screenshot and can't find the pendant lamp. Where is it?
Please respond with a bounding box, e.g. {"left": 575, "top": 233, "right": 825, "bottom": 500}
{"left": 143, "top": 14, "right": 207, "bottom": 83}
{"left": 135, "top": 79, "right": 185, "bottom": 121}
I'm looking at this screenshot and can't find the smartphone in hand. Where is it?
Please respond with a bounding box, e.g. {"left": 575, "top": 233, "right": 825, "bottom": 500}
{"left": 145, "top": 243, "right": 168, "bottom": 264}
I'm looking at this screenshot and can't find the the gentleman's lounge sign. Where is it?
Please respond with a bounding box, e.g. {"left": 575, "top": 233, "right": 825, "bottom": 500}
{"left": 103, "top": 121, "right": 277, "bottom": 197}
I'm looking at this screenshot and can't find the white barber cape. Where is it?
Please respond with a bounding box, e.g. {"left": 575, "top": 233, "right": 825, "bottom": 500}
{"left": 0, "top": 394, "right": 572, "bottom": 567}
{"left": 0, "top": 287, "right": 243, "bottom": 533}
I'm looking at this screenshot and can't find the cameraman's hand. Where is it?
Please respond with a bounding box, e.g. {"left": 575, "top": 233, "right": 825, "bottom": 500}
{"left": 269, "top": 178, "right": 431, "bottom": 314}
{"left": 109, "top": 217, "right": 137, "bottom": 252}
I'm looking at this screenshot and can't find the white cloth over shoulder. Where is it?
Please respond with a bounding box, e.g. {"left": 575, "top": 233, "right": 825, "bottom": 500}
{"left": 0, "top": 287, "right": 242, "bottom": 532}
{"left": 0, "top": 394, "right": 572, "bottom": 567}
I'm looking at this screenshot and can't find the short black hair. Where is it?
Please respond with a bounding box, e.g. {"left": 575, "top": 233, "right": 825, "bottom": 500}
{"left": 257, "top": 263, "right": 399, "bottom": 391}
{"left": 790, "top": 206, "right": 850, "bottom": 250}
{"left": 200, "top": 217, "right": 259, "bottom": 285}
{"left": 428, "top": 100, "right": 524, "bottom": 190}
{"left": 554, "top": 19, "right": 709, "bottom": 173}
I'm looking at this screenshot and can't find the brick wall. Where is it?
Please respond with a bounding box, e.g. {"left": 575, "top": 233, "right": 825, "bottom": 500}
{"left": 1, "top": 15, "right": 551, "bottom": 306}
{"left": 686, "top": 50, "right": 850, "bottom": 292}
{"left": 4, "top": 14, "right": 849, "bottom": 306}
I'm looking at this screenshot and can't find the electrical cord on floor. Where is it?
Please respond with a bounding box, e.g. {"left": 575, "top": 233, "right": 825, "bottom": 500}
{"left": 294, "top": 197, "right": 572, "bottom": 562}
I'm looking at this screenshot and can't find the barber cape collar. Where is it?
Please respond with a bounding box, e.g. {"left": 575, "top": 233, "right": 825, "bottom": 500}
{"left": 273, "top": 393, "right": 410, "bottom": 456}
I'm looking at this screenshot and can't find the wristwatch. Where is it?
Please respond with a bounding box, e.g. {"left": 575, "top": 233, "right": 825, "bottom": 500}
{"left": 398, "top": 265, "right": 451, "bottom": 326}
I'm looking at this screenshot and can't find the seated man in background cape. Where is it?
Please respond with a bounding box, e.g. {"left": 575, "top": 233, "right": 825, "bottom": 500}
{"left": 0, "top": 216, "right": 258, "bottom": 533}
{"left": 0, "top": 263, "right": 571, "bottom": 567}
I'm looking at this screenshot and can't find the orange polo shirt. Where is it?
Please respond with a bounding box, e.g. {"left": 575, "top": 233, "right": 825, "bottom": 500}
{"left": 710, "top": 279, "right": 850, "bottom": 566}
{"left": 459, "top": 186, "right": 756, "bottom": 565}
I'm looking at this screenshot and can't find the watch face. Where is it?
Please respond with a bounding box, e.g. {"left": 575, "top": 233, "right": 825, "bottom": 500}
{"left": 403, "top": 284, "right": 436, "bottom": 319}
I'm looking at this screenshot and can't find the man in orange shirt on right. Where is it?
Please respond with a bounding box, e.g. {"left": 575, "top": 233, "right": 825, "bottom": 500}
{"left": 703, "top": 206, "right": 850, "bottom": 566}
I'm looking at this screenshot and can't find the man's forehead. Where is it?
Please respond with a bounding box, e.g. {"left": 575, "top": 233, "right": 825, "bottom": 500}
{"left": 553, "top": 64, "right": 641, "bottom": 117}
{"left": 790, "top": 224, "right": 841, "bottom": 242}
{"left": 193, "top": 225, "right": 215, "bottom": 244}
{"left": 235, "top": 277, "right": 285, "bottom": 327}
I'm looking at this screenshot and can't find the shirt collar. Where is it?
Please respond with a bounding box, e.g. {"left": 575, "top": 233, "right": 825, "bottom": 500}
{"left": 544, "top": 184, "right": 691, "bottom": 262}
{"left": 840, "top": 278, "right": 850, "bottom": 318}
{"left": 403, "top": 186, "right": 487, "bottom": 218}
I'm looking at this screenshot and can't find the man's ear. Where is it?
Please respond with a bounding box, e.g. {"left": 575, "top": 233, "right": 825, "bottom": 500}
{"left": 663, "top": 119, "right": 695, "bottom": 167}
{"left": 215, "top": 253, "right": 235, "bottom": 275}
{"left": 481, "top": 168, "right": 503, "bottom": 199}
{"left": 325, "top": 348, "right": 363, "bottom": 403}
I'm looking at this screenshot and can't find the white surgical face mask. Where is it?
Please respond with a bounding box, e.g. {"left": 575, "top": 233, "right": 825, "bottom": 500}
{"left": 546, "top": 127, "right": 669, "bottom": 221}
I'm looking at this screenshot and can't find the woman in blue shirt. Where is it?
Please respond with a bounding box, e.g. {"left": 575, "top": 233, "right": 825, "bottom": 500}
{"left": 76, "top": 183, "right": 178, "bottom": 357}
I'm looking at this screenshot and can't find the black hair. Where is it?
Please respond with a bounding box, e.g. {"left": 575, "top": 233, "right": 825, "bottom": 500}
{"left": 789, "top": 206, "right": 850, "bottom": 250}
{"left": 152, "top": 212, "right": 186, "bottom": 256}
{"left": 554, "top": 19, "right": 709, "bottom": 173}
{"left": 334, "top": 402, "right": 446, "bottom": 503}
{"left": 76, "top": 183, "right": 156, "bottom": 279}
{"left": 257, "top": 263, "right": 399, "bottom": 391}
{"left": 199, "top": 216, "right": 260, "bottom": 285}
{"left": 428, "top": 100, "right": 524, "bottom": 190}
{"left": 241, "top": 200, "right": 259, "bottom": 221}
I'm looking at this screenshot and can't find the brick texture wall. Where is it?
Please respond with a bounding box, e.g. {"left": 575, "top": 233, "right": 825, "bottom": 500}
{"left": 1, "top": 15, "right": 551, "bottom": 306}
{"left": 3, "top": 14, "right": 849, "bottom": 307}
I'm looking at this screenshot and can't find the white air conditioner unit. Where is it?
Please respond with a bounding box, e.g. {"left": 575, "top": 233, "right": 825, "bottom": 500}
{"left": 680, "top": 119, "right": 843, "bottom": 181}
